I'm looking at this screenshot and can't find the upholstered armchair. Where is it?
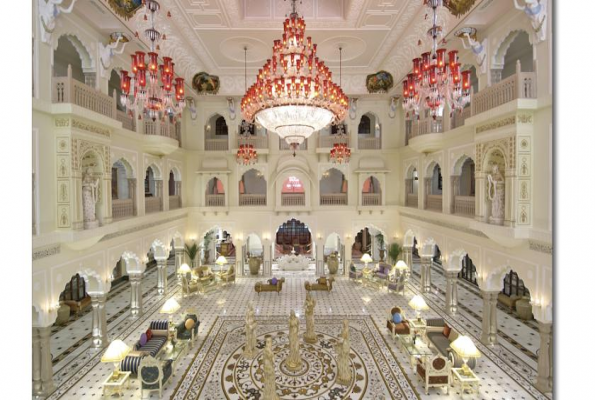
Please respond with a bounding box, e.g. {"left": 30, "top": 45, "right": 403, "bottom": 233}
{"left": 219, "top": 265, "right": 236, "bottom": 284}
{"left": 181, "top": 273, "right": 199, "bottom": 297}
{"left": 416, "top": 354, "right": 451, "bottom": 394}
{"left": 176, "top": 313, "right": 200, "bottom": 346}
{"left": 374, "top": 262, "right": 392, "bottom": 281}
{"left": 386, "top": 306, "right": 410, "bottom": 337}
{"left": 139, "top": 356, "right": 173, "bottom": 398}
{"left": 194, "top": 266, "right": 215, "bottom": 285}
{"left": 388, "top": 272, "right": 408, "bottom": 296}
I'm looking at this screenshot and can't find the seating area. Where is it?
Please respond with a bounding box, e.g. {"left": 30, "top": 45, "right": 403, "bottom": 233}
{"left": 305, "top": 276, "right": 334, "bottom": 292}
{"left": 255, "top": 277, "right": 285, "bottom": 295}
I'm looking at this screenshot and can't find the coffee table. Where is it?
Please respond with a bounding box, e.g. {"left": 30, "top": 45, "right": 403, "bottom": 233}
{"left": 102, "top": 371, "right": 131, "bottom": 397}
{"left": 451, "top": 367, "right": 480, "bottom": 394}
{"left": 408, "top": 318, "right": 428, "bottom": 341}
{"left": 400, "top": 336, "right": 433, "bottom": 368}
{"left": 159, "top": 338, "right": 189, "bottom": 376}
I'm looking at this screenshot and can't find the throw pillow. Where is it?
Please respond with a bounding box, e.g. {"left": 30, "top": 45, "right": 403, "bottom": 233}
{"left": 185, "top": 318, "right": 195, "bottom": 330}
{"left": 139, "top": 333, "right": 148, "bottom": 346}
{"left": 146, "top": 329, "right": 153, "bottom": 341}
{"left": 392, "top": 313, "right": 402, "bottom": 324}
{"left": 443, "top": 324, "right": 452, "bottom": 338}
{"left": 271, "top": 277, "right": 278, "bottom": 285}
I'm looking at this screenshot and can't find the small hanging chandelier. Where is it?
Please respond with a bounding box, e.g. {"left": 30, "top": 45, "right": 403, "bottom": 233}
{"left": 402, "top": 0, "right": 471, "bottom": 119}
{"left": 119, "top": 0, "right": 185, "bottom": 121}
{"left": 241, "top": 0, "right": 348, "bottom": 153}
{"left": 237, "top": 47, "right": 258, "bottom": 166}
{"left": 329, "top": 47, "right": 351, "bottom": 164}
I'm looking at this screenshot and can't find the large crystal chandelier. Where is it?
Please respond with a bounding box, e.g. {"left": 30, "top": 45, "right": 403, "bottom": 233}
{"left": 119, "top": 0, "right": 185, "bottom": 121}
{"left": 402, "top": 0, "right": 471, "bottom": 119}
{"left": 241, "top": 0, "right": 348, "bottom": 153}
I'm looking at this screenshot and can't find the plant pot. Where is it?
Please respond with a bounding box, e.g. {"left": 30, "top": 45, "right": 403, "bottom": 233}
{"left": 203, "top": 250, "right": 210, "bottom": 265}
{"left": 379, "top": 250, "right": 386, "bottom": 262}
{"left": 327, "top": 255, "right": 339, "bottom": 274}
{"left": 249, "top": 257, "right": 261, "bottom": 275}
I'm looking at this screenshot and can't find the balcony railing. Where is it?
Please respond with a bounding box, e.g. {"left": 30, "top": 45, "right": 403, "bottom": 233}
{"left": 144, "top": 119, "right": 179, "bottom": 141}
{"left": 454, "top": 195, "right": 475, "bottom": 217}
{"left": 281, "top": 193, "right": 305, "bottom": 206}
{"left": 169, "top": 195, "right": 181, "bottom": 210}
{"left": 427, "top": 194, "right": 443, "bottom": 211}
{"left": 206, "top": 194, "right": 225, "bottom": 207}
{"left": 472, "top": 63, "right": 537, "bottom": 116}
{"left": 237, "top": 136, "right": 268, "bottom": 149}
{"left": 52, "top": 66, "right": 115, "bottom": 119}
{"left": 407, "top": 116, "right": 444, "bottom": 141}
{"left": 450, "top": 107, "right": 471, "bottom": 130}
{"left": 358, "top": 136, "right": 381, "bottom": 150}
{"left": 406, "top": 193, "right": 418, "bottom": 208}
{"left": 239, "top": 194, "right": 267, "bottom": 206}
{"left": 279, "top": 139, "right": 307, "bottom": 151}
{"left": 362, "top": 192, "right": 381, "bottom": 206}
{"left": 112, "top": 198, "right": 134, "bottom": 220}
{"left": 320, "top": 193, "right": 347, "bottom": 206}
{"left": 145, "top": 196, "right": 162, "bottom": 214}
{"left": 205, "top": 138, "right": 229, "bottom": 151}
{"left": 319, "top": 135, "right": 350, "bottom": 148}
{"left": 116, "top": 110, "right": 136, "bottom": 132}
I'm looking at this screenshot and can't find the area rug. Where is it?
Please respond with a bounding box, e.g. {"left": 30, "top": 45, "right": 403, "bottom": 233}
{"left": 173, "top": 315, "right": 418, "bottom": 399}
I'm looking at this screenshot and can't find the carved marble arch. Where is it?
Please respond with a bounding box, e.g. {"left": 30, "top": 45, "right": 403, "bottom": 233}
{"left": 206, "top": 176, "right": 225, "bottom": 195}
{"left": 351, "top": 223, "right": 387, "bottom": 244}
{"left": 492, "top": 28, "right": 533, "bottom": 69}
{"left": 403, "top": 229, "right": 417, "bottom": 247}
{"left": 151, "top": 239, "right": 169, "bottom": 260}
{"left": 452, "top": 154, "right": 474, "bottom": 176}
{"left": 446, "top": 248, "right": 467, "bottom": 272}
{"left": 112, "top": 157, "right": 135, "bottom": 179}
{"left": 481, "top": 146, "right": 508, "bottom": 175}
{"left": 145, "top": 163, "right": 162, "bottom": 180}
{"left": 172, "top": 231, "right": 184, "bottom": 249}
{"left": 81, "top": 149, "right": 106, "bottom": 178}
{"left": 169, "top": 166, "right": 182, "bottom": 182}
{"left": 361, "top": 175, "right": 382, "bottom": 193}
{"left": 405, "top": 164, "right": 417, "bottom": 180}
{"left": 424, "top": 160, "right": 441, "bottom": 178}
{"left": 484, "top": 264, "right": 536, "bottom": 300}
{"left": 122, "top": 251, "right": 145, "bottom": 274}
{"left": 53, "top": 33, "right": 95, "bottom": 71}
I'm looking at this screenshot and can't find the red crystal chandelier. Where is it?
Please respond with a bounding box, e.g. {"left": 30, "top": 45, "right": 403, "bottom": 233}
{"left": 119, "top": 0, "right": 185, "bottom": 121}
{"left": 402, "top": 0, "right": 471, "bottom": 119}
{"left": 237, "top": 47, "right": 258, "bottom": 166}
{"left": 329, "top": 48, "right": 351, "bottom": 164}
{"left": 241, "top": 0, "right": 348, "bottom": 153}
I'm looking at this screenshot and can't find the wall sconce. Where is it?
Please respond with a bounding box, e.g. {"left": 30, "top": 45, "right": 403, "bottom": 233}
{"left": 206, "top": 125, "right": 211, "bottom": 132}
{"left": 316, "top": 233, "right": 322, "bottom": 240}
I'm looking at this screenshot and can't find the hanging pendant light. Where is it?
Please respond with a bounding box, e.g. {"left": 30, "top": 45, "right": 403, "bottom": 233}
{"left": 237, "top": 46, "right": 258, "bottom": 165}
{"left": 329, "top": 46, "right": 351, "bottom": 164}
{"left": 241, "top": 0, "right": 348, "bottom": 154}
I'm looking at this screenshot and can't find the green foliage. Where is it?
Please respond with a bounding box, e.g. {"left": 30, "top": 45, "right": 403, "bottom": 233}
{"left": 375, "top": 234, "right": 385, "bottom": 250}
{"left": 184, "top": 242, "right": 199, "bottom": 262}
{"left": 388, "top": 243, "right": 402, "bottom": 265}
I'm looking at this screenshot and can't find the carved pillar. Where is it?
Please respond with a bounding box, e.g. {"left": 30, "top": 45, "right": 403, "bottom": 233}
{"left": 32, "top": 327, "right": 42, "bottom": 396}
{"left": 129, "top": 272, "right": 143, "bottom": 317}
{"left": 424, "top": 178, "right": 432, "bottom": 209}
{"left": 155, "top": 180, "right": 164, "bottom": 211}
{"left": 343, "top": 237, "right": 354, "bottom": 276}
{"left": 504, "top": 168, "right": 516, "bottom": 227}
{"left": 174, "top": 246, "right": 184, "bottom": 270}
{"left": 480, "top": 290, "right": 499, "bottom": 346}
{"left": 420, "top": 256, "right": 432, "bottom": 293}
{"left": 535, "top": 321, "right": 553, "bottom": 392}
{"left": 128, "top": 178, "right": 137, "bottom": 216}
{"left": 450, "top": 175, "right": 460, "bottom": 214}
{"left": 36, "top": 326, "right": 54, "bottom": 396}
{"left": 155, "top": 257, "right": 168, "bottom": 295}
{"left": 475, "top": 171, "right": 486, "bottom": 222}
{"left": 102, "top": 171, "right": 113, "bottom": 225}
{"left": 315, "top": 239, "right": 325, "bottom": 275}
{"left": 444, "top": 271, "right": 459, "bottom": 315}
{"left": 90, "top": 293, "right": 108, "bottom": 348}
{"left": 402, "top": 246, "right": 413, "bottom": 271}
{"left": 72, "top": 171, "right": 84, "bottom": 230}
{"left": 263, "top": 239, "right": 272, "bottom": 277}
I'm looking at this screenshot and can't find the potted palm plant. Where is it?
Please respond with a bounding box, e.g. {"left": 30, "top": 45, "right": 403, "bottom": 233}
{"left": 202, "top": 230, "right": 215, "bottom": 264}
{"left": 388, "top": 243, "right": 402, "bottom": 266}
{"left": 185, "top": 242, "right": 199, "bottom": 268}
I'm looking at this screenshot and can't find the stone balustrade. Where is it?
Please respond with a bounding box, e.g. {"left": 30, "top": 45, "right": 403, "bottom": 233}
{"left": 362, "top": 192, "right": 381, "bottom": 206}
{"left": 407, "top": 116, "right": 444, "bottom": 141}
{"left": 116, "top": 110, "right": 135, "bottom": 132}
{"left": 450, "top": 107, "right": 471, "bottom": 130}
{"left": 237, "top": 135, "right": 268, "bottom": 149}
{"left": 454, "top": 195, "right": 475, "bottom": 216}
{"left": 427, "top": 194, "right": 443, "bottom": 211}
{"left": 320, "top": 193, "right": 347, "bottom": 205}
{"left": 169, "top": 195, "right": 181, "bottom": 210}
{"left": 281, "top": 193, "right": 305, "bottom": 206}
{"left": 358, "top": 137, "right": 381, "bottom": 150}
{"left": 206, "top": 194, "right": 225, "bottom": 207}
{"left": 205, "top": 138, "right": 229, "bottom": 151}
{"left": 112, "top": 199, "right": 134, "bottom": 220}
{"left": 144, "top": 119, "right": 179, "bottom": 141}
{"left": 144, "top": 196, "right": 162, "bottom": 214}
{"left": 239, "top": 194, "right": 267, "bottom": 206}
{"left": 406, "top": 193, "right": 418, "bottom": 208}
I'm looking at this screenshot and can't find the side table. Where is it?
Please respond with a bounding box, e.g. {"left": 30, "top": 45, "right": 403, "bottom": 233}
{"left": 408, "top": 318, "right": 428, "bottom": 342}
{"left": 451, "top": 367, "right": 480, "bottom": 394}
{"left": 102, "top": 371, "right": 131, "bottom": 397}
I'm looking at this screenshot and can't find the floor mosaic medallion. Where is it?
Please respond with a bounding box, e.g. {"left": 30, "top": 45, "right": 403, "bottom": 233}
{"left": 173, "top": 315, "right": 417, "bottom": 400}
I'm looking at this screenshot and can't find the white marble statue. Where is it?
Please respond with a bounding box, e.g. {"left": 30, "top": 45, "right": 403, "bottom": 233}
{"left": 487, "top": 165, "right": 505, "bottom": 224}
{"left": 82, "top": 167, "right": 100, "bottom": 229}
{"left": 262, "top": 337, "right": 279, "bottom": 400}
{"left": 460, "top": 32, "right": 487, "bottom": 74}
{"left": 285, "top": 310, "right": 302, "bottom": 371}
{"left": 38, "top": 0, "right": 78, "bottom": 43}
{"left": 243, "top": 302, "right": 257, "bottom": 358}
{"left": 513, "top": 0, "right": 547, "bottom": 42}
{"left": 340, "top": 319, "right": 350, "bottom": 342}
{"left": 388, "top": 96, "right": 398, "bottom": 119}
{"left": 303, "top": 293, "right": 317, "bottom": 344}
{"left": 336, "top": 334, "right": 351, "bottom": 386}
{"left": 99, "top": 36, "right": 127, "bottom": 78}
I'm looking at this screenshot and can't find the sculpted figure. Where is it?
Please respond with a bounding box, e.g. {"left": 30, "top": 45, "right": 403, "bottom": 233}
{"left": 513, "top": 0, "right": 548, "bottom": 42}
{"left": 243, "top": 302, "right": 257, "bottom": 358}
{"left": 303, "top": 293, "right": 317, "bottom": 343}
{"left": 487, "top": 164, "right": 505, "bottom": 224}
{"left": 285, "top": 310, "right": 302, "bottom": 370}
{"left": 82, "top": 167, "right": 100, "bottom": 228}
{"left": 262, "top": 337, "right": 279, "bottom": 400}
{"left": 38, "top": 0, "right": 78, "bottom": 43}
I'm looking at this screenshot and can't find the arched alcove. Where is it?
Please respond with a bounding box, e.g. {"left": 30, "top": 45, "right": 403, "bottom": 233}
{"left": 54, "top": 35, "right": 87, "bottom": 83}
{"left": 405, "top": 166, "right": 419, "bottom": 207}
{"left": 362, "top": 176, "right": 382, "bottom": 206}
{"left": 358, "top": 112, "right": 382, "bottom": 149}
{"left": 205, "top": 177, "right": 225, "bottom": 207}
{"left": 111, "top": 159, "right": 135, "bottom": 220}
{"left": 205, "top": 113, "right": 229, "bottom": 151}
{"left": 424, "top": 162, "right": 443, "bottom": 212}
{"left": 275, "top": 218, "right": 312, "bottom": 258}
{"left": 502, "top": 31, "right": 533, "bottom": 79}
{"left": 239, "top": 169, "right": 267, "bottom": 206}
{"left": 320, "top": 168, "right": 347, "bottom": 205}
{"left": 144, "top": 165, "right": 163, "bottom": 214}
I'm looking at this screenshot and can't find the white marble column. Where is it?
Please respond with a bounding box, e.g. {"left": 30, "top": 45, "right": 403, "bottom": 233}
{"left": 402, "top": 246, "right": 413, "bottom": 270}
{"left": 444, "top": 271, "right": 459, "bottom": 315}
{"left": 424, "top": 178, "right": 431, "bottom": 209}
{"left": 129, "top": 272, "right": 143, "bottom": 317}
{"left": 535, "top": 321, "right": 553, "bottom": 392}
{"left": 343, "top": 237, "right": 354, "bottom": 277}
{"left": 420, "top": 255, "right": 433, "bottom": 293}
{"left": 315, "top": 238, "right": 325, "bottom": 275}
{"left": 33, "top": 326, "right": 54, "bottom": 397}
{"left": 480, "top": 290, "right": 499, "bottom": 346}
{"left": 32, "top": 327, "right": 43, "bottom": 396}
{"left": 263, "top": 239, "right": 272, "bottom": 276}
{"left": 450, "top": 175, "right": 460, "bottom": 214}
{"left": 155, "top": 257, "right": 168, "bottom": 295}
{"left": 128, "top": 178, "right": 137, "bottom": 216}
{"left": 475, "top": 171, "right": 486, "bottom": 222}
{"left": 90, "top": 293, "right": 108, "bottom": 348}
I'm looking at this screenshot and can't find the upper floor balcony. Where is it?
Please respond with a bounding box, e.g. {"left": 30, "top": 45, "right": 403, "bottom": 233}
{"left": 361, "top": 192, "right": 381, "bottom": 206}
{"left": 239, "top": 194, "right": 267, "bottom": 206}
{"left": 320, "top": 193, "right": 348, "bottom": 206}
{"left": 281, "top": 193, "right": 306, "bottom": 207}
{"left": 279, "top": 138, "right": 308, "bottom": 151}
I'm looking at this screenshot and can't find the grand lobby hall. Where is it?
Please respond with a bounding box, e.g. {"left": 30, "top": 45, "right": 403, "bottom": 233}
{"left": 22, "top": 0, "right": 563, "bottom": 399}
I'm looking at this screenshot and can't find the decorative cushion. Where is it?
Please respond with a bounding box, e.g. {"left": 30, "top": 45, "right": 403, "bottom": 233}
{"left": 146, "top": 329, "right": 153, "bottom": 341}
{"left": 350, "top": 264, "right": 356, "bottom": 272}
{"left": 185, "top": 318, "right": 195, "bottom": 330}
{"left": 149, "top": 320, "right": 168, "bottom": 331}
{"left": 442, "top": 324, "right": 452, "bottom": 338}
{"left": 271, "top": 277, "right": 278, "bottom": 285}
{"left": 392, "top": 313, "right": 402, "bottom": 324}
{"left": 140, "top": 333, "right": 148, "bottom": 346}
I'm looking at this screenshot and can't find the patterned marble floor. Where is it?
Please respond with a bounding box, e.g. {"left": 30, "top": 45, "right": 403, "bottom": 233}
{"left": 48, "top": 265, "right": 550, "bottom": 400}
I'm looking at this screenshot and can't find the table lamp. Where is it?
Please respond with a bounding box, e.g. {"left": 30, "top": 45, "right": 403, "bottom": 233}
{"left": 160, "top": 298, "right": 181, "bottom": 330}
{"left": 179, "top": 263, "right": 191, "bottom": 275}
{"left": 450, "top": 335, "right": 481, "bottom": 375}
{"left": 408, "top": 295, "right": 429, "bottom": 321}
{"left": 396, "top": 260, "right": 408, "bottom": 271}
{"left": 101, "top": 340, "right": 131, "bottom": 379}
{"left": 361, "top": 253, "right": 373, "bottom": 268}
{"left": 216, "top": 255, "right": 227, "bottom": 271}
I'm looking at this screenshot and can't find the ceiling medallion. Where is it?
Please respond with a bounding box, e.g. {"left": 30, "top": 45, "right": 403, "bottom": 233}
{"left": 241, "top": 0, "right": 348, "bottom": 154}
{"left": 402, "top": 0, "right": 471, "bottom": 119}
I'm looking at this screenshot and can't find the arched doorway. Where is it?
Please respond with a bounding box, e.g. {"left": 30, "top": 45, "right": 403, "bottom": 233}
{"left": 274, "top": 219, "right": 312, "bottom": 258}
{"left": 352, "top": 226, "right": 386, "bottom": 262}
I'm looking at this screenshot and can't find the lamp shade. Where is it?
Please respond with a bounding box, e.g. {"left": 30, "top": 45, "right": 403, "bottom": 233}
{"left": 216, "top": 255, "right": 227, "bottom": 265}
{"left": 408, "top": 295, "right": 429, "bottom": 311}
{"left": 101, "top": 340, "right": 131, "bottom": 363}
{"left": 450, "top": 335, "right": 481, "bottom": 359}
{"left": 179, "top": 263, "right": 191, "bottom": 274}
{"left": 396, "top": 260, "right": 408, "bottom": 270}
{"left": 361, "top": 253, "right": 373, "bottom": 263}
{"left": 160, "top": 298, "right": 181, "bottom": 315}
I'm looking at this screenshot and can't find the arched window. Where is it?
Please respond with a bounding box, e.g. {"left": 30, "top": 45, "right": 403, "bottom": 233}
{"left": 276, "top": 219, "right": 311, "bottom": 255}
{"left": 206, "top": 177, "right": 224, "bottom": 195}
{"left": 358, "top": 115, "right": 371, "bottom": 134}
{"left": 362, "top": 176, "right": 381, "bottom": 193}
{"left": 215, "top": 116, "right": 228, "bottom": 135}
{"left": 502, "top": 31, "right": 533, "bottom": 80}
{"left": 108, "top": 69, "right": 125, "bottom": 111}
{"left": 331, "top": 123, "right": 347, "bottom": 135}
{"left": 145, "top": 167, "right": 156, "bottom": 197}
{"left": 168, "top": 171, "right": 175, "bottom": 195}
{"left": 240, "top": 120, "right": 255, "bottom": 135}
{"left": 111, "top": 160, "right": 129, "bottom": 199}
{"left": 502, "top": 270, "right": 530, "bottom": 298}
{"left": 460, "top": 158, "right": 475, "bottom": 196}
{"left": 54, "top": 36, "right": 86, "bottom": 83}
